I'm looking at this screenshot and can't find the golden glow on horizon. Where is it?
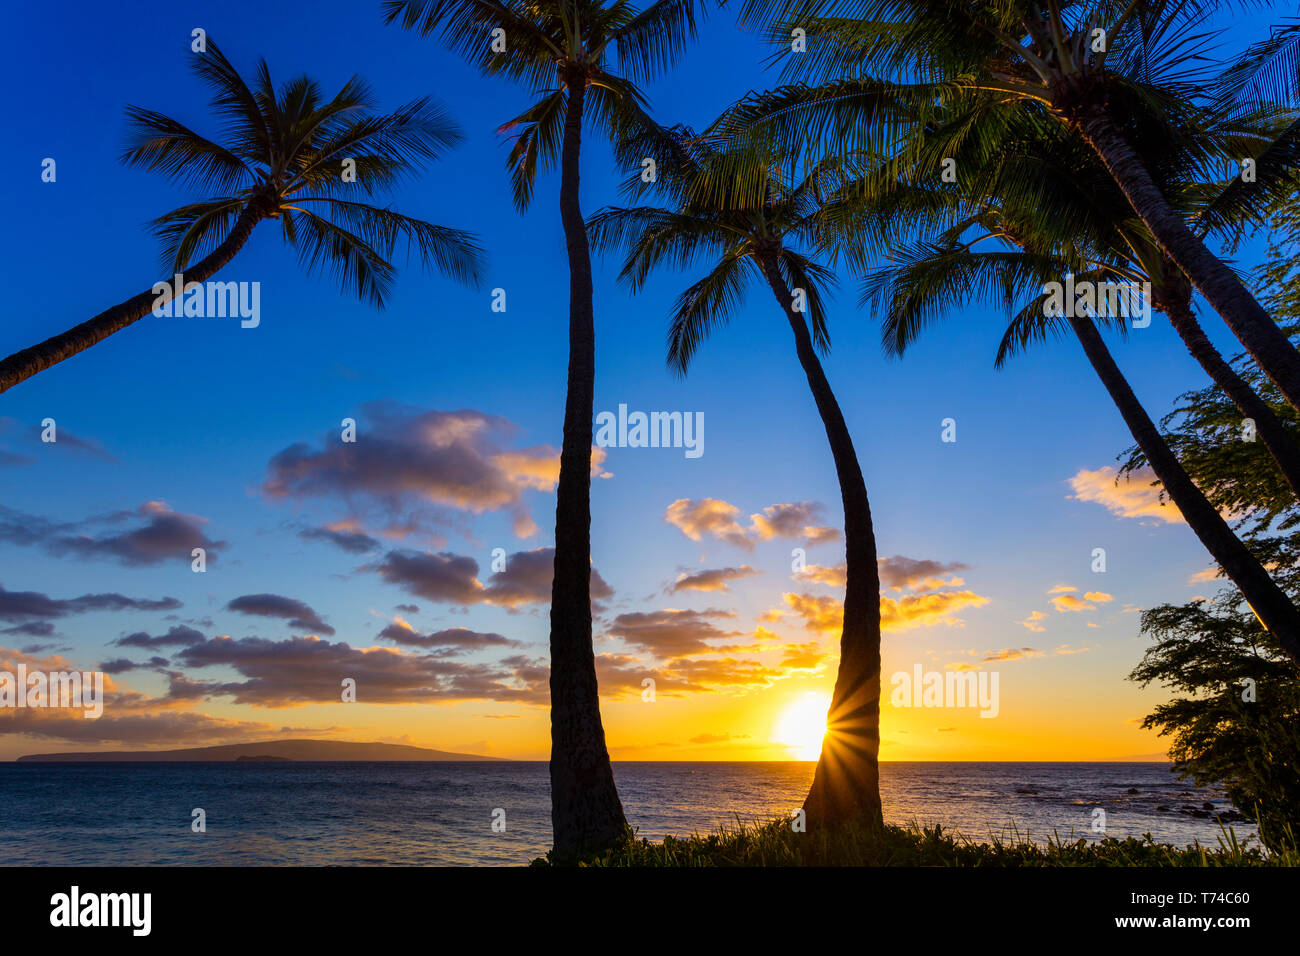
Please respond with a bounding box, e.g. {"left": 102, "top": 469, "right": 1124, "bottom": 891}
{"left": 773, "top": 692, "right": 831, "bottom": 760}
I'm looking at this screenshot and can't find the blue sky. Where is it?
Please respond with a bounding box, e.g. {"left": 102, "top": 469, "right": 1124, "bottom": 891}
{"left": 0, "top": 0, "right": 1287, "bottom": 760}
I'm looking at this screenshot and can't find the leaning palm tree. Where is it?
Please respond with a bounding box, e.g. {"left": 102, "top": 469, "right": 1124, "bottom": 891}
{"left": 729, "top": 0, "right": 1300, "bottom": 413}
{"left": 851, "top": 88, "right": 1300, "bottom": 501}
{"left": 0, "top": 39, "right": 483, "bottom": 394}
{"left": 588, "top": 128, "right": 886, "bottom": 828}
{"left": 383, "top": 0, "right": 711, "bottom": 859}
{"left": 859, "top": 174, "right": 1300, "bottom": 666}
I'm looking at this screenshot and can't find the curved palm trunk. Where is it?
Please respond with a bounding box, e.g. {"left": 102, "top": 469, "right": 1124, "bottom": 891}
{"left": 0, "top": 205, "right": 263, "bottom": 394}
{"left": 548, "top": 76, "right": 627, "bottom": 860}
{"left": 1161, "top": 296, "right": 1300, "bottom": 501}
{"left": 1069, "top": 106, "right": 1300, "bottom": 413}
{"left": 759, "top": 255, "right": 884, "bottom": 829}
{"left": 1070, "top": 316, "right": 1300, "bottom": 666}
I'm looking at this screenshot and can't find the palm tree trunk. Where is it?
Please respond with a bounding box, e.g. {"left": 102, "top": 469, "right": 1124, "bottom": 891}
{"left": 1069, "top": 106, "right": 1300, "bottom": 413}
{"left": 0, "top": 204, "right": 263, "bottom": 394}
{"left": 1161, "top": 297, "right": 1300, "bottom": 501}
{"left": 548, "top": 75, "right": 627, "bottom": 860}
{"left": 1070, "top": 315, "right": 1300, "bottom": 666}
{"left": 759, "top": 254, "right": 884, "bottom": 829}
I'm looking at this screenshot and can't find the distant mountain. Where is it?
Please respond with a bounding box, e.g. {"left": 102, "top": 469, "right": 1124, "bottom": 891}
{"left": 15, "top": 739, "right": 503, "bottom": 762}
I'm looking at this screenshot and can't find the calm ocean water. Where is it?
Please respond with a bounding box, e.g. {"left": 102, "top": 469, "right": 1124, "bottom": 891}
{"left": 0, "top": 761, "right": 1256, "bottom": 865}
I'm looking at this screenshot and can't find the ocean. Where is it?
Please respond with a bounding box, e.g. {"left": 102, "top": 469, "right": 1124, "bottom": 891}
{"left": 0, "top": 761, "right": 1256, "bottom": 866}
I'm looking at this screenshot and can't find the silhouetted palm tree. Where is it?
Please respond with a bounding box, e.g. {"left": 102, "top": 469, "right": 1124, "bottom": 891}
{"left": 859, "top": 163, "right": 1300, "bottom": 665}
{"left": 730, "top": 0, "right": 1300, "bottom": 412}
{"left": 851, "top": 93, "right": 1300, "bottom": 501}
{"left": 589, "top": 128, "right": 886, "bottom": 828}
{"left": 0, "top": 39, "right": 483, "bottom": 394}
{"left": 383, "top": 0, "right": 711, "bottom": 858}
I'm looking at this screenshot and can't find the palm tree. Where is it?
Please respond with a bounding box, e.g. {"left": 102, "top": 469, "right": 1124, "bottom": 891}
{"left": 729, "top": 0, "right": 1300, "bottom": 413}
{"left": 588, "top": 129, "right": 886, "bottom": 828}
{"left": 859, "top": 172, "right": 1300, "bottom": 666}
{"left": 382, "top": 0, "right": 711, "bottom": 859}
{"left": 0, "top": 40, "right": 483, "bottom": 394}
{"left": 858, "top": 93, "right": 1300, "bottom": 501}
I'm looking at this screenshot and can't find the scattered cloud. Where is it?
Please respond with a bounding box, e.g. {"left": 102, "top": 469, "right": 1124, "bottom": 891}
{"left": 371, "top": 547, "right": 612, "bottom": 610}
{"left": 226, "top": 594, "right": 335, "bottom": 636}
{"left": 264, "top": 403, "right": 605, "bottom": 539}
{"left": 1068, "top": 465, "right": 1183, "bottom": 524}
{"left": 670, "top": 565, "right": 758, "bottom": 593}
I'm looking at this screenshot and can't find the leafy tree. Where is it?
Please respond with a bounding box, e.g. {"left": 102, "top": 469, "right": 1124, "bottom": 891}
{"left": 1127, "top": 185, "right": 1300, "bottom": 849}
{"left": 1130, "top": 533, "right": 1300, "bottom": 851}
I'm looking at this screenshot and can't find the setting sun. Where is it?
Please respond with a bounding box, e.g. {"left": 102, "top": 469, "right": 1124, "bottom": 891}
{"left": 774, "top": 693, "right": 831, "bottom": 760}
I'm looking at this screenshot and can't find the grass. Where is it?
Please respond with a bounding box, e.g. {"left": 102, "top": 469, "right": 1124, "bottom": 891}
{"left": 535, "top": 816, "right": 1299, "bottom": 867}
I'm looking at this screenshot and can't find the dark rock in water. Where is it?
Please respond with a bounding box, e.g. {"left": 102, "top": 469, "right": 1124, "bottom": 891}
{"left": 1156, "top": 805, "right": 1171, "bottom": 812}
{"left": 1190, "top": 809, "right": 1210, "bottom": 818}
{"left": 1202, "top": 801, "right": 1215, "bottom": 811}
{"left": 1126, "top": 788, "right": 1140, "bottom": 794}
{"left": 1015, "top": 787, "right": 1038, "bottom": 794}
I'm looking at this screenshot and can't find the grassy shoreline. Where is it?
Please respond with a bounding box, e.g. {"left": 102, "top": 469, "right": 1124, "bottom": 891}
{"left": 536, "top": 817, "right": 1296, "bottom": 867}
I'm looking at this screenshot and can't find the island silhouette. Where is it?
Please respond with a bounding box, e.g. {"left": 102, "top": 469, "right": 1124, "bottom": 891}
{"left": 15, "top": 739, "right": 504, "bottom": 762}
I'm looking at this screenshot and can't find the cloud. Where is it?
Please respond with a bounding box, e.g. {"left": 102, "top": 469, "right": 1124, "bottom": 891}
{"left": 606, "top": 608, "right": 740, "bottom": 658}
{"left": 172, "top": 635, "right": 551, "bottom": 707}
{"left": 226, "top": 594, "right": 335, "bottom": 636}
{"left": 0, "top": 501, "right": 223, "bottom": 567}
{"left": 0, "top": 417, "right": 115, "bottom": 463}
{"left": 376, "top": 619, "right": 520, "bottom": 651}
{"left": 371, "top": 547, "right": 612, "bottom": 610}
{"left": 0, "top": 583, "right": 181, "bottom": 623}
{"left": 264, "top": 403, "right": 603, "bottom": 539}
{"left": 1049, "top": 587, "right": 1114, "bottom": 613}
{"left": 298, "top": 522, "right": 381, "bottom": 554}
{"left": 796, "top": 563, "right": 846, "bottom": 587}
{"left": 878, "top": 555, "right": 969, "bottom": 591}
{"left": 797, "top": 556, "right": 970, "bottom": 593}
{"left": 778, "top": 641, "right": 829, "bottom": 670}
{"left": 670, "top": 565, "right": 758, "bottom": 593}
{"left": 1068, "top": 466, "right": 1183, "bottom": 524}
{"left": 783, "top": 571, "right": 990, "bottom": 634}
{"left": 664, "top": 498, "right": 844, "bottom": 551}
{"left": 114, "top": 625, "right": 206, "bottom": 649}
{"left": 1021, "top": 611, "right": 1047, "bottom": 632}
{"left": 664, "top": 498, "right": 753, "bottom": 551}
{"left": 783, "top": 593, "right": 844, "bottom": 633}
{"left": 100, "top": 656, "right": 170, "bottom": 674}
{"left": 0, "top": 646, "right": 293, "bottom": 746}
{"left": 983, "top": 647, "right": 1043, "bottom": 662}
{"left": 750, "top": 502, "right": 840, "bottom": 545}
{"left": 1, "top": 621, "right": 56, "bottom": 637}
{"left": 882, "top": 589, "right": 989, "bottom": 630}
